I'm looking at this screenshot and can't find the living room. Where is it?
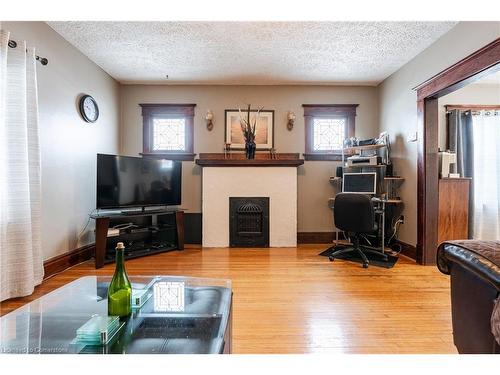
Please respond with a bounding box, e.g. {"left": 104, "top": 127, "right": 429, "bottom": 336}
{"left": 1, "top": 1, "right": 499, "bottom": 372}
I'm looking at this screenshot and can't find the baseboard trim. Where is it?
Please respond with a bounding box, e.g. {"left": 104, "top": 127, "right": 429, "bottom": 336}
{"left": 43, "top": 244, "right": 95, "bottom": 279}
{"left": 394, "top": 240, "right": 417, "bottom": 261}
{"left": 297, "top": 232, "right": 335, "bottom": 244}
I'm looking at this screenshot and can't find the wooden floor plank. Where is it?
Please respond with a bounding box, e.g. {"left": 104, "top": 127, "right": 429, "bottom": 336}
{"left": 0, "top": 244, "right": 456, "bottom": 353}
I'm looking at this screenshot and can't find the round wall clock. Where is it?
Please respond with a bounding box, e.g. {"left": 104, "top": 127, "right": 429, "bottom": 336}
{"left": 79, "top": 95, "right": 99, "bottom": 123}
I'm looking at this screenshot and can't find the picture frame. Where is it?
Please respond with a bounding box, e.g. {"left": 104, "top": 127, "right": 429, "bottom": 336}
{"left": 224, "top": 109, "right": 274, "bottom": 150}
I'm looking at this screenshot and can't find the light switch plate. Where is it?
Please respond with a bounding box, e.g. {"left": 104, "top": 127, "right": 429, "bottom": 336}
{"left": 407, "top": 131, "right": 418, "bottom": 142}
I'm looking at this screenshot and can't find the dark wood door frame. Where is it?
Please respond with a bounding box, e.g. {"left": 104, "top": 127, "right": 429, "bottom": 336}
{"left": 414, "top": 38, "right": 500, "bottom": 265}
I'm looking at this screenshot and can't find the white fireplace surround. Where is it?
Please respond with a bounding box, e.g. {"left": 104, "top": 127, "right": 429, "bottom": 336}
{"left": 202, "top": 167, "right": 297, "bottom": 247}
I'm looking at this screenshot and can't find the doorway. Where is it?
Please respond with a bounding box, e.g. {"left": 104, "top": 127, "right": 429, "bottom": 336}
{"left": 415, "top": 38, "right": 500, "bottom": 265}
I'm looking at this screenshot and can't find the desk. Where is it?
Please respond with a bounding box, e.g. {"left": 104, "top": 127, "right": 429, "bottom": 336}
{"left": 328, "top": 197, "right": 403, "bottom": 208}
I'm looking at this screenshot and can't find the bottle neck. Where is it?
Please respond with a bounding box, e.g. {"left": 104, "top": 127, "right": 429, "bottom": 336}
{"left": 115, "top": 248, "right": 125, "bottom": 273}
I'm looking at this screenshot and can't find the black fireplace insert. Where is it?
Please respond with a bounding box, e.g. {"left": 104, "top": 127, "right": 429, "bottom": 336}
{"left": 229, "top": 197, "right": 269, "bottom": 247}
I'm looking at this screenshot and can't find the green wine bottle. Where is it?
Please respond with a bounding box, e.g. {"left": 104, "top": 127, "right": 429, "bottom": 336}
{"left": 107, "top": 242, "right": 132, "bottom": 318}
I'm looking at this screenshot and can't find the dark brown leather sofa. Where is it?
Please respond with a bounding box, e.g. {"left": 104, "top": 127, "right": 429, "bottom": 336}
{"left": 437, "top": 240, "right": 500, "bottom": 354}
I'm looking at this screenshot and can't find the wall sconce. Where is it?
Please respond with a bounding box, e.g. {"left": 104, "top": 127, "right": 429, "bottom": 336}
{"left": 205, "top": 110, "right": 214, "bottom": 131}
{"left": 287, "top": 111, "right": 296, "bottom": 131}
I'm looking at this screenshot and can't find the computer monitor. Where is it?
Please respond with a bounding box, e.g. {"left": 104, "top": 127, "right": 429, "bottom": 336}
{"left": 342, "top": 172, "right": 377, "bottom": 194}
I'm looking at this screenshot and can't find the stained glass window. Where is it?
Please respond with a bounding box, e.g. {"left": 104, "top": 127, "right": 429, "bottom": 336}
{"left": 312, "top": 117, "right": 346, "bottom": 151}
{"left": 152, "top": 118, "right": 186, "bottom": 151}
{"left": 303, "top": 105, "right": 356, "bottom": 160}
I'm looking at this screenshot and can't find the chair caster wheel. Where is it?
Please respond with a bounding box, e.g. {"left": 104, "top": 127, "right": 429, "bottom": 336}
{"left": 329, "top": 256, "right": 334, "bottom": 262}
{"left": 362, "top": 263, "right": 369, "bottom": 268}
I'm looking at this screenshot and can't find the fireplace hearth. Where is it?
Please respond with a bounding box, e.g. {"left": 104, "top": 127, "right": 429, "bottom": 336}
{"left": 229, "top": 197, "right": 269, "bottom": 247}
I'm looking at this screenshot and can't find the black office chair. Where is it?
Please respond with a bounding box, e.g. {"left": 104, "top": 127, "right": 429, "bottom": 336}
{"left": 328, "top": 193, "right": 388, "bottom": 268}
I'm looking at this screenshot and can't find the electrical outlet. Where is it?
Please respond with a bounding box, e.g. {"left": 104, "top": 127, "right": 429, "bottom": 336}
{"left": 400, "top": 215, "right": 405, "bottom": 224}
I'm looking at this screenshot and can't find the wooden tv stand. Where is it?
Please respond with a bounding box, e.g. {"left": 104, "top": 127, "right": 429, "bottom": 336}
{"left": 91, "top": 209, "right": 184, "bottom": 269}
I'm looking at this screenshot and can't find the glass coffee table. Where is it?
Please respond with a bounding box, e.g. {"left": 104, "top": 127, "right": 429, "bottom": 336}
{"left": 0, "top": 276, "right": 232, "bottom": 354}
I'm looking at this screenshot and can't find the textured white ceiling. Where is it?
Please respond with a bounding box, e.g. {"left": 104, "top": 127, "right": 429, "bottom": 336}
{"left": 47, "top": 21, "right": 457, "bottom": 85}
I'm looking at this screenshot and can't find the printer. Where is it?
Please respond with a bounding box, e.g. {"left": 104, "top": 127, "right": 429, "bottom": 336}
{"left": 346, "top": 155, "right": 382, "bottom": 167}
{"left": 439, "top": 151, "right": 459, "bottom": 178}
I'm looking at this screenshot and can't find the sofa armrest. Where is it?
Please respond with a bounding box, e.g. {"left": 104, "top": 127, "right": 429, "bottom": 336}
{"left": 437, "top": 244, "right": 500, "bottom": 291}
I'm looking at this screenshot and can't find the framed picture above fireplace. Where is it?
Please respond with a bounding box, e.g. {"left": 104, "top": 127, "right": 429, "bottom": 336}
{"left": 224, "top": 109, "right": 274, "bottom": 150}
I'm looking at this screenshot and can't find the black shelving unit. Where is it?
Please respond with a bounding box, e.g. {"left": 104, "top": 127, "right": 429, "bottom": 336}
{"left": 91, "top": 209, "right": 184, "bottom": 268}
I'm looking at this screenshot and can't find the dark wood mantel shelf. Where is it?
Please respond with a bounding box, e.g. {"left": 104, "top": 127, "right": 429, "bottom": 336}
{"left": 195, "top": 153, "right": 304, "bottom": 167}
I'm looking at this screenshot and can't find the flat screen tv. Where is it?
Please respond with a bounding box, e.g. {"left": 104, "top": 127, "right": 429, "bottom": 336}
{"left": 96, "top": 154, "right": 182, "bottom": 209}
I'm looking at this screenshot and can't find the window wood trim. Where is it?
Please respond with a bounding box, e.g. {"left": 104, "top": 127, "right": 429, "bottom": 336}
{"left": 140, "top": 103, "right": 196, "bottom": 161}
{"left": 302, "top": 104, "right": 358, "bottom": 161}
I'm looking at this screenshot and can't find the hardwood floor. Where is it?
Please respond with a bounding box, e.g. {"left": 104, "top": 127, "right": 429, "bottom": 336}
{"left": 0, "top": 245, "right": 456, "bottom": 354}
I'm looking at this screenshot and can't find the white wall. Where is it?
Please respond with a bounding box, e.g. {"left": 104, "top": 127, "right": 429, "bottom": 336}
{"left": 378, "top": 21, "right": 500, "bottom": 246}
{"left": 438, "top": 83, "right": 500, "bottom": 150}
{"left": 3, "top": 22, "right": 121, "bottom": 260}
{"left": 120, "top": 85, "right": 379, "bottom": 232}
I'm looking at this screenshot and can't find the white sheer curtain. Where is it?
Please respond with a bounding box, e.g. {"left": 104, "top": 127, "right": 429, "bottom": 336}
{"left": 472, "top": 110, "right": 500, "bottom": 240}
{"left": 0, "top": 30, "right": 44, "bottom": 301}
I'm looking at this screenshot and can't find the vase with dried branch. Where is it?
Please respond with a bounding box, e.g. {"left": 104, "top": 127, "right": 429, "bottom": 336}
{"left": 238, "top": 104, "right": 262, "bottom": 159}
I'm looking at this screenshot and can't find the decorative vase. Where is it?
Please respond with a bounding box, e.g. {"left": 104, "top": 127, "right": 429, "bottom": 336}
{"left": 245, "top": 141, "right": 256, "bottom": 159}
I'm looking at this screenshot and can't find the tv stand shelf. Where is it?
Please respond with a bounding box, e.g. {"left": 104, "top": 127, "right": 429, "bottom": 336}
{"left": 91, "top": 209, "right": 184, "bottom": 268}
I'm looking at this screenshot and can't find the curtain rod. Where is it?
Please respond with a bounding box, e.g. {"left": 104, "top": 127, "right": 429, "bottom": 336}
{"left": 8, "top": 40, "right": 48, "bottom": 66}
{"left": 445, "top": 104, "right": 500, "bottom": 111}
{"left": 446, "top": 109, "right": 500, "bottom": 115}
